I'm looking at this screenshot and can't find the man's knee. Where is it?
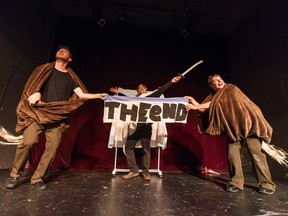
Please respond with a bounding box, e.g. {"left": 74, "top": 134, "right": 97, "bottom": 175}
{"left": 246, "top": 138, "right": 262, "bottom": 153}
{"left": 228, "top": 142, "right": 240, "bottom": 154}
{"left": 20, "top": 136, "right": 38, "bottom": 147}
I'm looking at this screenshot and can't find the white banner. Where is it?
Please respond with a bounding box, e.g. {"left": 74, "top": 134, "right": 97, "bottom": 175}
{"left": 104, "top": 96, "right": 188, "bottom": 123}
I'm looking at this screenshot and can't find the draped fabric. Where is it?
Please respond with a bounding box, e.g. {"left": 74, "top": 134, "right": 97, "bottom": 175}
{"left": 15, "top": 62, "right": 88, "bottom": 133}
{"left": 199, "top": 84, "right": 273, "bottom": 143}
{"left": 16, "top": 62, "right": 89, "bottom": 170}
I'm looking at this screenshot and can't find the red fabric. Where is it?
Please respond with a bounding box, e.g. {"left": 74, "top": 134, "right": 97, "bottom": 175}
{"left": 29, "top": 100, "right": 228, "bottom": 172}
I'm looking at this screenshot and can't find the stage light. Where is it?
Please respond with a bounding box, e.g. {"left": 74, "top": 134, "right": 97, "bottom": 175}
{"left": 97, "top": 18, "right": 107, "bottom": 27}
{"left": 181, "top": 29, "right": 189, "bottom": 38}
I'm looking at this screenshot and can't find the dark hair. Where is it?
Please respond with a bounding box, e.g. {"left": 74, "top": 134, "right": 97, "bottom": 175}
{"left": 208, "top": 74, "right": 221, "bottom": 84}
{"left": 136, "top": 84, "right": 147, "bottom": 91}
{"left": 58, "top": 45, "right": 73, "bottom": 59}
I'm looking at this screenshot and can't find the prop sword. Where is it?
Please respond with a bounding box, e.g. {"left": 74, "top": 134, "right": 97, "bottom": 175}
{"left": 179, "top": 60, "right": 204, "bottom": 78}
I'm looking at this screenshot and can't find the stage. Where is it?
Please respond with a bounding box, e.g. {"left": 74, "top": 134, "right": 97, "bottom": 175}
{"left": 0, "top": 169, "right": 288, "bottom": 216}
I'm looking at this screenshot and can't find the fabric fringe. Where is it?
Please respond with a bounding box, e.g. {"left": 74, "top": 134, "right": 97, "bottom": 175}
{"left": 0, "top": 125, "right": 23, "bottom": 145}
{"left": 262, "top": 141, "right": 288, "bottom": 167}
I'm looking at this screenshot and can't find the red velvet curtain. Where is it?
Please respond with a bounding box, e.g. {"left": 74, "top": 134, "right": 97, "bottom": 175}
{"left": 29, "top": 100, "right": 228, "bottom": 173}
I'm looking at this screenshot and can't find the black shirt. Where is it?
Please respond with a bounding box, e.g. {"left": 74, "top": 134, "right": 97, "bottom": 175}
{"left": 42, "top": 68, "right": 79, "bottom": 102}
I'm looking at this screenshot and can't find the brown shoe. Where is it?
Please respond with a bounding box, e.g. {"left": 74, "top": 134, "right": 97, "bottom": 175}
{"left": 142, "top": 172, "right": 151, "bottom": 181}
{"left": 122, "top": 172, "right": 140, "bottom": 179}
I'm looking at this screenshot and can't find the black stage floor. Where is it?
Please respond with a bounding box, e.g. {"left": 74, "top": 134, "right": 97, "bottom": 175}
{"left": 0, "top": 169, "right": 288, "bottom": 216}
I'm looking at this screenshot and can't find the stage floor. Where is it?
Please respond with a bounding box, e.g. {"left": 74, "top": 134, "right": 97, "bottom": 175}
{"left": 0, "top": 169, "right": 287, "bottom": 216}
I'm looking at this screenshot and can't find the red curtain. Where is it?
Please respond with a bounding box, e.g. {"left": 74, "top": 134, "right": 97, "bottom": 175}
{"left": 29, "top": 100, "right": 228, "bottom": 173}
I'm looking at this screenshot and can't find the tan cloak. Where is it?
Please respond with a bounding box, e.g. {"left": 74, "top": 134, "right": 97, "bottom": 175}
{"left": 15, "top": 62, "right": 88, "bottom": 133}
{"left": 198, "top": 84, "right": 272, "bottom": 143}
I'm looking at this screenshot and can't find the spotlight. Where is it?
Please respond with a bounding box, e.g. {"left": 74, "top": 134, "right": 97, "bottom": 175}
{"left": 181, "top": 29, "right": 189, "bottom": 38}
{"left": 97, "top": 18, "right": 107, "bottom": 27}
{"left": 118, "top": 11, "right": 126, "bottom": 24}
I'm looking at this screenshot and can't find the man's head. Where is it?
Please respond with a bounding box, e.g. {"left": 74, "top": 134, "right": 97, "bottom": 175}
{"left": 208, "top": 74, "right": 226, "bottom": 92}
{"left": 55, "top": 45, "right": 73, "bottom": 63}
{"left": 136, "top": 84, "right": 148, "bottom": 95}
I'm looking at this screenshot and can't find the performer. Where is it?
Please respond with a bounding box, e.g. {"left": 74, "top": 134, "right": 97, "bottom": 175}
{"left": 185, "top": 74, "right": 276, "bottom": 195}
{"left": 5, "top": 45, "right": 107, "bottom": 190}
{"left": 110, "top": 76, "right": 181, "bottom": 180}
{"left": 110, "top": 84, "right": 150, "bottom": 97}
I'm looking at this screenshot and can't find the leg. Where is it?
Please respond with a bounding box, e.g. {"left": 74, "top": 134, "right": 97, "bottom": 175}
{"left": 124, "top": 139, "right": 139, "bottom": 173}
{"left": 122, "top": 139, "right": 140, "bottom": 179}
{"left": 123, "top": 125, "right": 151, "bottom": 179}
{"left": 5, "top": 122, "right": 43, "bottom": 189}
{"left": 227, "top": 141, "right": 244, "bottom": 190}
{"left": 246, "top": 137, "right": 276, "bottom": 193}
{"left": 140, "top": 138, "right": 151, "bottom": 180}
{"left": 10, "top": 122, "right": 43, "bottom": 178}
{"left": 140, "top": 138, "right": 151, "bottom": 172}
{"left": 31, "top": 126, "right": 63, "bottom": 185}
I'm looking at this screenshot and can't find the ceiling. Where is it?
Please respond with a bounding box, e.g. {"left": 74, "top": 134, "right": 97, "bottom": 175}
{"left": 48, "top": 0, "right": 260, "bottom": 36}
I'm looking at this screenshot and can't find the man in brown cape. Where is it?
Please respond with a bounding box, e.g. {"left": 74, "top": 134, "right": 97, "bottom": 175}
{"left": 5, "top": 46, "right": 107, "bottom": 190}
{"left": 185, "top": 74, "right": 276, "bottom": 195}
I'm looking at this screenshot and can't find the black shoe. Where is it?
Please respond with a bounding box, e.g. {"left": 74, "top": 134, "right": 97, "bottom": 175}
{"left": 5, "top": 177, "right": 19, "bottom": 189}
{"left": 258, "top": 187, "right": 274, "bottom": 195}
{"left": 225, "top": 184, "right": 242, "bottom": 193}
{"left": 31, "top": 182, "right": 47, "bottom": 190}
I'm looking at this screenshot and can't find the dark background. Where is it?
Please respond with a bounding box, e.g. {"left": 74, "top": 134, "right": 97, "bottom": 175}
{"left": 0, "top": 0, "right": 287, "bottom": 179}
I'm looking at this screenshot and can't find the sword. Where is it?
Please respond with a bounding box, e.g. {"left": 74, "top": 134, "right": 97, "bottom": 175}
{"left": 179, "top": 60, "right": 204, "bottom": 78}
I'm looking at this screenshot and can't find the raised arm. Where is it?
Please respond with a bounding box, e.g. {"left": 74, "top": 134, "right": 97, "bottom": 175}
{"left": 150, "top": 75, "right": 182, "bottom": 97}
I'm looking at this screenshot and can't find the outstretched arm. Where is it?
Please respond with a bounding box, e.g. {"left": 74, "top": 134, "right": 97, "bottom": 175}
{"left": 74, "top": 87, "right": 107, "bottom": 100}
{"left": 185, "top": 96, "right": 200, "bottom": 106}
{"left": 185, "top": 96, "right": 210, "bottom": 112}
{"left": 150, "top": 75, "right": 182, "bottom": 97}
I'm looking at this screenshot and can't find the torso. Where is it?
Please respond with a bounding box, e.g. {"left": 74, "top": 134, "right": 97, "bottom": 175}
{"left": 41, "top": 68, "right": 79, "bottom": 102}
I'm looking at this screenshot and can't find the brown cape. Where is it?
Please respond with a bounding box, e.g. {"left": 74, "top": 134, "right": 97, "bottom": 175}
{"left": 15, "top": 62, "right": 88, "bottom": 133}
{"left": 198, "top": 84, "right": 272, "bottom": 143}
